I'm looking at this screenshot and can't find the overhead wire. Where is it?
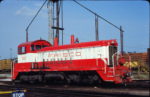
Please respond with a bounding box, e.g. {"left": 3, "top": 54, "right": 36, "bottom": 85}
{"left": 73, "top": 0, "right": 125, "bottom": 54}
{"left": 73, "top": 0, "right": 122, "bottom": 31}
{"left": 25, "top": 0, "right": 48, "bottom": 42}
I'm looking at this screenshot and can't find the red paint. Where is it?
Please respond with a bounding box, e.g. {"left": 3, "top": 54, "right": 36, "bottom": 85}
{"left": 40, "top": 39, "right": 118, "bottom": 52}
{"left": 13, "top": 36, "right": 132, "bottom": 84}
{"left": 54, "top": 37, "right": 59, "bottom": 47}
{"left": 18, "top": 39, "right": 118, "bottom": 54}
{"left": 12, "top": 58, "right": 105, "bottom": 80}
{"left": 18, "top": 40, "right": 51, "bottom": 54}
{"left": 71, "top": 35, "right": 75, "bottom": 44}
{"left": 118, "top": 57, "right": 126, "bottom": 65}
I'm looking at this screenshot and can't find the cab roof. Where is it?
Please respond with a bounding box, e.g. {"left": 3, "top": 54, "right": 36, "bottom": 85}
{"left": 18, "top": 40, "right": 52, "bottom": 47}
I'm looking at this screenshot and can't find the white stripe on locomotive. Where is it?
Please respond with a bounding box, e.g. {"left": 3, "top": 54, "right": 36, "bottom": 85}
{"left": 18, "top": 46, "right": 109, "bottom": 64}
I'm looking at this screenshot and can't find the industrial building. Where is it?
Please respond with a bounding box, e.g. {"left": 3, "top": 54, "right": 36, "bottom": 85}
{"left": 124, "top": 52, "right": 149, "bottom": 68}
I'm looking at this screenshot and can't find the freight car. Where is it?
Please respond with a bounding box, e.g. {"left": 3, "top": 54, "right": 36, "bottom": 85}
{"left": 12, "top": 35, "right": 132, "bottom": 85}
{"left": 0, "top": 59, "right": 12, "bottom": 72}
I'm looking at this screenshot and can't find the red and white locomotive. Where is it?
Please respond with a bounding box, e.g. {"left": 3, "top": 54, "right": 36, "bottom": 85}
{"left": 12, "top": 35, "right": 132, "bottom": 84}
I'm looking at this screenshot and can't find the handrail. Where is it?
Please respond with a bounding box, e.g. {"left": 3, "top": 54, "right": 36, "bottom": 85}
{"left": 112, "top": 53, "right": 115, "bottom": 76}
{"left": 112, "top": 52, "right": 120, "bottom": 76}
{"left": 104, "top": 59, "right": 107, "bottom": 74}
{"left": 101, "top": 58, "right": 107, "bottom": 74}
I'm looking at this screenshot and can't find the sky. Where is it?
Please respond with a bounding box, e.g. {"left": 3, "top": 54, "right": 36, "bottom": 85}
{"left": 0, "top": 0, "right": 149, "bottom": 59}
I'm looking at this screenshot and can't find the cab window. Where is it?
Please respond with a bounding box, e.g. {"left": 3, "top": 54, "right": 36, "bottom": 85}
{"left": 31, "top": 45, "right": 35, "bottom": 51}
{"left": 36, "top": 45, "right": 41, "bottom": 50}
{"left": 42, "top": 45, "right": 48, "bottom": 48}
{"left": 30, "top": 44, "right": 48, "bottom": 51}
{"left": 18, "top": 46, "right": 26, "bottom": 54}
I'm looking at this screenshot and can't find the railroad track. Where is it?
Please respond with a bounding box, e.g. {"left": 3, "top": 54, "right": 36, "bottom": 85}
{"left": 0, "top": 85, "right": 149, "bottom": 97}
{"left": 0, "top": 80, "right": 149, "bottom": 89}
{"left": 28, "top": 87, "right": 149, "bottom": 97}
{"left": 100, "top": 80, "right": 150, "bottom": 90}
{"left": 0, "top": 81, "right": 149, "bottom": 97}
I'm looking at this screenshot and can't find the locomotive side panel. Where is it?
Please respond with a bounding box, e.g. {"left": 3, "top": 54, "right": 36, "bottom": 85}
{"left": 18, "top": 46, "right": 109, "bottom": 64}
{"left": 14, "top": 46, "right": 109, "bottom": 81}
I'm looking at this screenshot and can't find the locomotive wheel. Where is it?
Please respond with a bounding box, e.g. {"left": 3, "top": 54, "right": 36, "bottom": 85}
{"left": 12, "top": 80, "right": 17, "bottom": 86}
{"left": 65, "top": 78, "right": 71, "bottom": 84}
{"left": 29, "top": 80, "right": 35, "bottom": 84}
{"left": 122, "top": 80, "right": 127, "bottom": 87}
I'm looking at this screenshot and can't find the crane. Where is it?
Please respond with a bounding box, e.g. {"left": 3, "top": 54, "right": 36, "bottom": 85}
{"left": 47, "top": 0, "right": 64, "bottom": 45}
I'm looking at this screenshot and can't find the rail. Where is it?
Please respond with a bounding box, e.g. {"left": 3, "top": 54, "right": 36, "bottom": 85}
{"left": 0, "top": 83, "right": 149, "bottom": 97}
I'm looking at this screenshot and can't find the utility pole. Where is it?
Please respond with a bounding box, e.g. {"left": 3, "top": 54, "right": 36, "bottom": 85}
{"left": 148, "top": 1, "right": 150, "bottom": 67}
{"left": 120, "top": 26, "right": 124, "bottom": 55}
{"left": 95, "top": 15, "right": 99, "bottom": 41}
{"left": 10, "top": 48, "right": 12, "bottom": 60}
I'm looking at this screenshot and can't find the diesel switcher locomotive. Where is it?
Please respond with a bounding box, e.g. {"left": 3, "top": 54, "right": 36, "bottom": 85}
{"left": 12, "top": 35, "right": 132, "bottom": 84}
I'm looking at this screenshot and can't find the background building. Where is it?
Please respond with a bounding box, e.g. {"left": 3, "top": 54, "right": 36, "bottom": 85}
{"left": 124, "top": 52, "right": 149, "bottom": 69}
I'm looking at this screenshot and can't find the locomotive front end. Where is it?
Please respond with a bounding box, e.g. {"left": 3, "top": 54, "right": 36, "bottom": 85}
{"left": 113, "top": 54, "right": 133, "bottom": 84}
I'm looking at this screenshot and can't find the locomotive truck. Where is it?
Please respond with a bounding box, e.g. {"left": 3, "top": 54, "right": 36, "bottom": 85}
{"left": 12, "top": 35, "right": 132, "bottom": 84}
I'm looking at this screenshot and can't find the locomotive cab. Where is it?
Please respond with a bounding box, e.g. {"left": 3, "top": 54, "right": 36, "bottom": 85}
{"left": 18, "top": 40, "right": 52, "bottom": 54}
